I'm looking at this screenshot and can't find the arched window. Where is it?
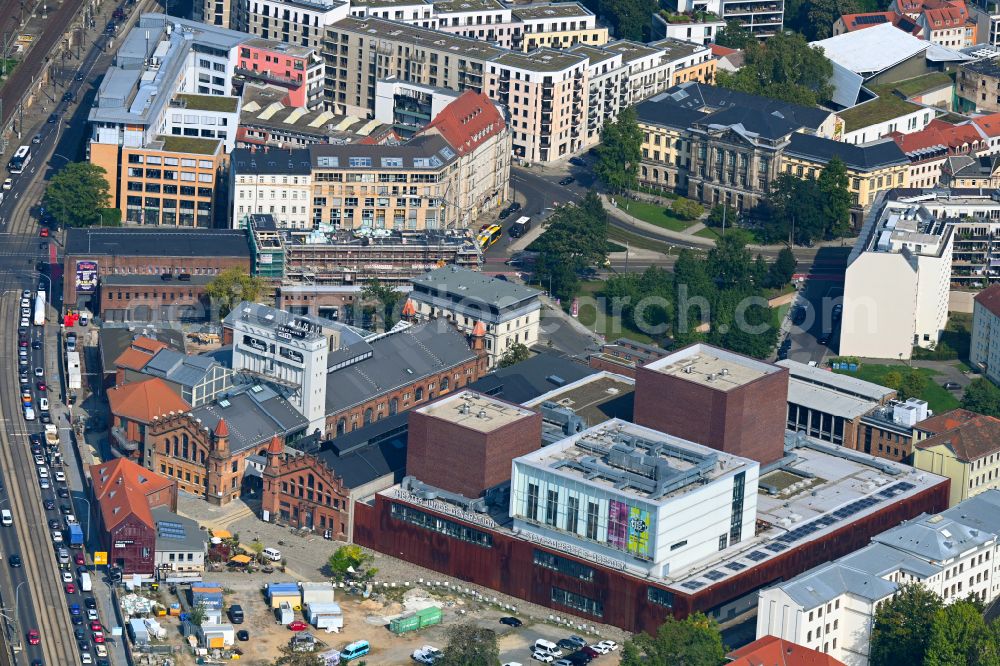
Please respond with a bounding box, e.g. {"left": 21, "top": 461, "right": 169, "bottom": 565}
{"left": 364, "top": 408, "right": 373, "bottom": 425}
{"left": 336, "top": 418, "right": 346, "bottom": 436}
{"left": 307, "top": 474, "right": 315, "bottom": 488}
{"left": 389, "top": 398, "right": 398, "bottom": 416}
{"left": 441, "top": 376, "right": 449, "bottom": 391}
{"left": 415, "top": 387, "right": 424, "bottom": 401}
{"left": 172, "top": 436, "right": 179, "bottom": 458}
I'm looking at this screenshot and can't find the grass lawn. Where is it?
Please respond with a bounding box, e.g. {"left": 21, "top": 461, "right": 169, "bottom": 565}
{"left": 771, "top": 303, "right": 790, "bottom": 329}
{"left": 607, "top": 226, "right": 676, "bottom": 255}
{"left": 695, "top": 226, "right": 762, "bottom": 244}
{"left": 575, "top": 281, "right": 655, "bottom": 344}
{"left": 611, "top": 195, "right": 692, "bottom": 232}
{"left": 833, "top": 364, "right": 960, "bottom": 413}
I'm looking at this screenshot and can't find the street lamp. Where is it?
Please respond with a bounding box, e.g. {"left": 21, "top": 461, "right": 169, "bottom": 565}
{"left": 77, "top": 496, "right": 91, "bottom": 541}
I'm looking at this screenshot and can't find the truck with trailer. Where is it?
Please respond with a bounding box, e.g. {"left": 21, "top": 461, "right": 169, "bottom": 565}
{"left": 69, "top": 523, "right": 84, "bottom": 547}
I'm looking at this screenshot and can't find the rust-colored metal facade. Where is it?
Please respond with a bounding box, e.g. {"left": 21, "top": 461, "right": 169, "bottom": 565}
{"left": 354, "top": 479, "right": 950, "bottom": 634}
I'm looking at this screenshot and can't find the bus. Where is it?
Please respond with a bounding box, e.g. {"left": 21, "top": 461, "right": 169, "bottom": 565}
{"left": 8, "top": 145, "right": 30, "bottom": 174}
{"left": 33, "top": 290, "right": 45, "bottom": 327}
{"left": 477, "top": 224, "right": 502, "bottom": 250}
{"left": 509, "top": 216, "right": 532, "bottom": 238}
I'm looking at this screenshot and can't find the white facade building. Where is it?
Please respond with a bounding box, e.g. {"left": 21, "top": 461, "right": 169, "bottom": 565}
{"left": 841, "top": 196, "right": 954, "bottom": 359}
{"left": 510, "top": 419, "right": 760, "bottom": 578}
{"left": 230, "top": 151, "right": 314, "bottom": 229}
{"left": 758, "top": 490, "right": 1000, "bottom": 666}
{"left": 842, "top": 106, "right": 936, "bottom": 145}
{"left": 971, "top": 284, "right": 1000, "bottom": 383}
{"left": 235, "top": 0, "right": 350, "bottom": 48}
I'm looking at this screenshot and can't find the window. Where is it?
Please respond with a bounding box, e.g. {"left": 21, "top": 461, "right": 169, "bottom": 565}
{"left": 551, "top": 587, "right": 603, "bottom": 618}
{"left": 586, "top": 501, "right": 599, "bottom": 540}
{"left": 544, "top": 489, "right": 559, "bottom": 526}
{"left": 719, "top": 534, "right": 728, "bottom": 551}
{"left": 390, "top": 503, "right": 492, "bottom": 547}
{"left": 526, "top": 483, "right": 539, "bottom": 521}
{"left": 565, "top": 495, "right": 579, "bottom": 533}
{"left": 533, "top": 549, "right": 594, "bottom": 581}
{"left": 647, "top": 587, "right": 674, "bottom": 609}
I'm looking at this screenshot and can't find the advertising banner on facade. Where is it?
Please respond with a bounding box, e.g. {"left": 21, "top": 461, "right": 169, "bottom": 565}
{"left": 607, "top": 500, "right": 628, "bottom": 550}
{"left": 75, "top": 260, "right": 98, "bottom": 293}
{"left": 627, "top": 506, "right": 650, "bottom": 557}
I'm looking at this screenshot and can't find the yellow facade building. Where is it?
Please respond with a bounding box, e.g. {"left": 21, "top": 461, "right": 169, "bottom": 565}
{"left": 914, "top": 410, "right": 1000, "bottom": 507}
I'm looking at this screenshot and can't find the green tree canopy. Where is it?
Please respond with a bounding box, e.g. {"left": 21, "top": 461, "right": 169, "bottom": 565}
{"left": 531, "top": 191, "right": 610, "bottom": 302}
{"left": 961, "top": 378, "right": 1000, "bottom": 417}
{"left": 706, "top": 205, "right": 738, "bottom": 230}
{"left": 497, "top": 342, "right": 531, "bottom": 368}
{"left": 870, "top": 583, "right": 942, "bottom": 666}
{"left": 581, "top": 0, "right": 656, "bottom": 40}
{"left": 205, "top": 268, "right": 264, "bottom": 319}
{"left": 925, "top": 600, "right": 1000, "bottom": 666}
{"left": 818, "top": 156, "right": 853, "bottom": 239}
{"left": 757, "top": 164, "right": 854, "bottom": 244}
{"left": 327, "top": 544, "right": 377, "bottom": 582}
{"left": 42, "top": 162, "right": 112, "bottom": 228}
{"left": 715, "top": 21, "right": 755, "bottom": 50}
{"left": 671, "top": 198, "right": 705, "bottom": 221}
{"left": 595, "top": 107, "right": 643, "bottom": 194}
{"left": 716, "top": 32, "right": 834, "bottom": 106}
{"left": 439, "top": 623, "right": 500, "bottom": 666}
{"left": 621, "top": 613, "right": 725, "bottom": 666}
{"left": 766, "top": 248, "right": 797, "bottom": 289}
{"left": 361, "top": 279, "right": 402, "bottom": 331}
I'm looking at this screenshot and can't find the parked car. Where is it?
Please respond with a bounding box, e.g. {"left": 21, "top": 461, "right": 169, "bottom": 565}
{"left": 558, "top": 176, "right": 575, "bottom": 186}
{"left": 944, "top": 382, "right": 962, "bottom": 390}
{"left": 287, "top": 620, "right": 308, "bottom": 632}
{"left": 499, "top": 616, "right": 523, "bottom": 627}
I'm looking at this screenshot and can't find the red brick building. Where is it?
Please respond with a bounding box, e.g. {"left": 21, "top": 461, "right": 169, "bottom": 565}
{"left": 90, "top": 458, "right": 177, "bottom": 575}
{"left": 261, "top": 436, "right": 350, "bottom": 538}
{"left": 406, "top": 391, "right": 541, "bottom": 498}
{"left": 634, "top": 343, "right": 789, "bottom": 465}
{"left": 108, "top": 377, "right": 192, "bottom": 459}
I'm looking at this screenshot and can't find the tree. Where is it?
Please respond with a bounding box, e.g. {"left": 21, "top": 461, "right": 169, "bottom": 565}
{"left": 497, "top": 342, "right": 531, "bottom": 368}
{"left": 716, "top": 32, "right": 834, "bottom": 106}
{"left": 706, "top": 205, "right": 737, "bottom": 230}
{"left": 962, "top": 378, "right": 1000, "bottom": 417}
{"left": 715, "top": 21, "right": 755, "bottom": 50}
{"left": 249, "top": 541, "right": 265, "bottom": 564}
{"left": 327, "top": 544, "right": 377, "bottom": 582}
{"left": 708, "top": 230, "right": 755, "bottom": 290}
{"left": 438, "top": 623, "right": 500, "bottom": 666}
{"left": 188, "top": 601, "right": 207, "bottom": 627}
{"left": 671, "top": 198, "right": 705, "bottom": 221}
{"left": 581, "top": 0, "right": 656, "bottom": 40}
{"left": 870, "top": 583, "right": 942, "bottom": 666}
{"left": 531, "top": 192, "right": 610, "bottom": 302}
{"left": 925, "top": 600, "right": 1000, "bottom": 666}
{"left": 766, "top": 248, "right": 797, "bottom": 288}
{"left": 621, "top": 613, "right": 725, "bottom": 666}
{"left": 897, "top": 369, "right": 928, "bottom": 402}
{"left": 361, "top": 279, "right": 402, "bottom": 331}
{"left": 817, "top": 156, "right": 853, "bottom": 239}
{"left": 42, "top": 162, "right": 112, "bottom": 228}
{"left": 595, "top": 107, "right": 643, "bottom": 194}
{"left": 205, "top": 267, "right": 264, "bottom": 318}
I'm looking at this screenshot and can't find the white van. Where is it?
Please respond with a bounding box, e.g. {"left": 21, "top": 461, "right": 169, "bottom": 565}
{"left": 534, "top": 639, "right": 562, "bottom": 657}
{"left": 263, "top": 547, "right": 282, "bottom": 562}
{"left": 1, "top": 510, "right": 12, "bottom": 526}
{"left": 39, "top": 397, "right": 49, "bottom": 412}
{"left": 23, "top": 406, "right": 34, "bottom": 421}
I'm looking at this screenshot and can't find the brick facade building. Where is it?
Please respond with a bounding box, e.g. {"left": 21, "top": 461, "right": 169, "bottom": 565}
{"left": 261, "top": 436, "right": 350, "bottom": 538}
{"left": 145, "top": 415, "right": 244, "bottom": 504}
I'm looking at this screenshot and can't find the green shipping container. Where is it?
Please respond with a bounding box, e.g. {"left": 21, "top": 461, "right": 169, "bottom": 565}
{"left": 389, "top": 607, "right": 442, "bottom": 634}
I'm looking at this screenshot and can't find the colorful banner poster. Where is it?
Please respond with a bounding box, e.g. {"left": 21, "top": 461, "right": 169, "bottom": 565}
{"left": 607, "top": 500, "right": 628, "bottom": 550}
{"left": 628, "top": 506, "right": 650, "bottom": 557}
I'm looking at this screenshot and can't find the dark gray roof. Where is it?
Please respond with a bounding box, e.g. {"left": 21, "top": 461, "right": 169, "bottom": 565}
{"left": 191, "top": 384, "right": 308, "bottom": 454}
{"left": 945, "top": 154, "right": 1000, "bottom": 179}
{"left": 310, "top": 134, "right": 458, "bottom": 171}
{"left": 102, "top": 274, "right": 214, "bottom": 286}
{"left": 470, "top": 352, "right": 596, "bottom": 404}
{"left": 640, "top": 82, "right": 832, "bottom": 133}
{"left": 66, "top": 229, "right": 251, "bottom": 258}
{"left": 695, "top": 105, "right": 800, "bottom": 140}
{"left": 410, "top": 265, "right": 541, "bottom": 309}
{"left": 315, "top": 420, "right": 408, "bottom": 489}
{"left": 151, "top": 507, "right": 207, "bottom": 553}
{"left": 141, "top": 348, "right": 221, "bottom": 388}
{"left": 786, "top": 134, "right": 908, "bottom": 170}
{"left": 230, "top": 148, "right": 312, "bottom": 176}
{"left": 325, "top": 320, "right": 477, "bottom": 414}
{"left": 634, "top": 102, "right": 708, "bottom": 131}
{"left": 98, "top": 326, "right": 186, "bottom": 375}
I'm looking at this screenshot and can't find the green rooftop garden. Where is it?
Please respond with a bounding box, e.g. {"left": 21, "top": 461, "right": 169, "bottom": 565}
{"left": 838, "top": 85, "right": 922, "bottom": 132}
{"left": 175, "top": 94, "right": 239, "bottom": 113}
{"left": 888, "top": 72, "right": 954, "bottom": 98}
{"left": 657, "top": 9, "right": 721, "bottom": 23}
{"left": 157, "top": 136, "right": 221, "bottom": 156}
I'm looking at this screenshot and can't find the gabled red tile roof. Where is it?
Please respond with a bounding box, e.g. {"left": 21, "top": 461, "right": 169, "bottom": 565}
{"left": 839, "top": 11, "right": 895, "bottom": 31}
{"left": 107, "top": 377, "right": 191, "bottom": 425}
{"left": 420, "top": 91, "right": 506, "bottom": 156}
{"left": 973, "top": 113, "right": 1000, "bottom": 138}
{"left": 90, "top": 458, "right": 175, "bottom": 530}
{"left": 975, "top": 283, "right": 1000, "bottom": 318}
{"left": 922, "top": 0, "right": 972, "bottom": 27}
{"left": 727, "top": 636, "right": 847, "bottom": 666}
{"left": 916, "top": 414, "right": 1000, "bottom": 462}
{"left": 115, "top": 336, "right": 171, "bottom": 373}
{"left": 917, "top": 407, "right": 980, "bottom": 434}
{"left": 889, "top": 120, "right": 985, "bottom": 157}
{"left": 710, "top": 43, "right": 738, "bottom": 56}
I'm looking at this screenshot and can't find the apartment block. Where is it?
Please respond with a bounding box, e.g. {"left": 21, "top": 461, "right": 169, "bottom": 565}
{"left": 232, "top": 90, "right": 510, "bottom": 229}
{"left": 841, "top": 195, "right": 954, "bottom": 359}
{"left": 235, "top": 0, "right": 350, "bottom": 49}
{"left": 667, "top": 0, "right": 783, "bottom": 37}
{"left": 508, "top": 3, "right": 607, "bottom": 51}
{"left": 971, "top": 283, "right": 1000, "bottom": 382}
{"left": 915, "top": 409, "right": 1000, "bottom": 506}
{"left": 235, "top": 38, "right": 325, "bottom": 108}
{"left": 322, "top": 17, "right": 687, "bottom": 162}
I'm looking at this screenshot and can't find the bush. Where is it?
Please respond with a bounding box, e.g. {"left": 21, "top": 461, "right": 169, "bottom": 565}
{"left": 912, "top": 341, "right": 960, "bottom": 361}
{"left": 671, "top": 198, "right": 705, "bottom": 221}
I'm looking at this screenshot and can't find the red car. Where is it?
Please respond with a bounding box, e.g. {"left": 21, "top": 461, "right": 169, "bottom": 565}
{"left": 64, "top": 583, "right": 75, "bottom": 594}
{"left": 39, "top": 228, "right": 49, "bottom": 238}
{"left": 26, "top": 629, "right": 39, "bottom": 645}
{"left": 90, "top": 621, "right": 102, "bottom": 632}
{"left": 74, "top": 553, "right": 85, "bottom": 566}
{"left": 93, "top": 631, "right": 105, "bottom": 644}
{"left": 287, "top": 620, "right": 308, "bottom": 632}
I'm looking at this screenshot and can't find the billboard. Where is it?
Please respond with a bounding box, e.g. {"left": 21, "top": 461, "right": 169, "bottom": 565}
{"left": 607, "top": 500, "right": 628, "bottom": 550}
{"left": 75, "top": 260, "right": 98, "bottom": 293}
{"left": 627, "top": 506, "right": 650, "bottom": 558}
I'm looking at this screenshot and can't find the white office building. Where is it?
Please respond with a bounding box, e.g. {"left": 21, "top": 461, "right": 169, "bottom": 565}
{"left": 972, "top": 283, "right": 1000, "bottom": 382}
{"left": 758, "top": 490, "right": 1000, "bottom": 666}
{"left": 510, "top": 418, "right": 760, "bottom": 578}
{"left": 841, "top": 195, "right": 954, "bottom": 360}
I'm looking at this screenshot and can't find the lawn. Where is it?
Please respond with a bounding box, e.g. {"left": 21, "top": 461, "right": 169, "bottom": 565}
{"left": 771, "top": 303, "right": 790, "bottom": 329}
{"left": 575, "top": 281, "right": 655, "bottom": 344}
{"left": 607, "top": 226, "right": 675, "bottom": 254}
{"left": 833, "top": 364, "right": 960, "bottom": 413}
{"left": 695, "top": 225, "right": 762, "bottom": 244}
{"left": 611, "top": 196, "right": 692, "bottom": 232}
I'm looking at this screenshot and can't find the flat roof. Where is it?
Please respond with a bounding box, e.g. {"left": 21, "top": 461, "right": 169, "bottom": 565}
{"left": 176, "top": 94, "right": 239, "bottom": 113}
{"left": 516, "top": 418, "right": 755, "bottom": 504}
{"left": 156, "top": 135, "right": 221, "bottom": 156}
{"left": 243, "top": 37, "right": 316, "bottom": 57}
{"left": 351, "top": 0, "right": 430, "bottom": 6}
{"left": 331, "top": 16, "right": 506, "bottom": 61}
{"left": 787, "top": 378, "right": 879, "bottom": 420}
{"left": 433, "top": 0, "right": 506, "bottom": 12}
{"left": 667, "top": 435, "right": 945, "bottom": 591}
{"left": 601, "top": 39, "right": 664, "bottom": 63}
{"left": 643, "top": 343, "right": 780, "bottom": 392}
{"left": 418, "top": 391, "right": 536, "bottom": 433}
{"left": 525, "top": 372, "right": 635, "bottom": 426}
{"left": 649, "top": 37, "right": 708, "bottom": 60}
{"left": 65, "top": 228, "right": 251, "bottom": 258}
{"left": 510, "top": 2, "right": 593, "bottom": 20}
{"left": 777, "top": 359, "right": 895, "bottom": 402}
{"left": 411, "top": 265, "right": 541, "bottom": 309}
{"left": 492, "top": 48, "right": 587, "bottom": 72}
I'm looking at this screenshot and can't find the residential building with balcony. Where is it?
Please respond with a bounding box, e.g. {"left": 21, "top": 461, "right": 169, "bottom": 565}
{"left": 432, "top": 0, "right": 518, "bottom": 46}
{"left": 651, "top": 10, "right": 727, "bottom": 45}
{"left": 665, "top": 0, "right": 783, "bottom": 37}
{"left": 235, "top": 38, "right": 325, "bottom": 108}
{"left": 971, "top": 283, "right": 1000, "bottom": 382}
{"left": 508, "top": 2, "right": 608, "bottom": 51}
{"left": 235, "top": 0, "right": 350, "bottom": 49}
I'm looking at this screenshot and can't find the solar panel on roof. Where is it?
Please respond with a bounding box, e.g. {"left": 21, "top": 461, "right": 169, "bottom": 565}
{"left": 681, "top": 580, "right": 704, "bottom": 590}
{"left": 725, "top": 562, "right": 746, "bottom": 572}
{"left": 765, "top": 542, "right": 788, "bottom": 553}
{"left": 746, "top": 550, "right": 768, "bottom": 562}
{"left": 704, "top": 570, "right": 726, "bottom": 581}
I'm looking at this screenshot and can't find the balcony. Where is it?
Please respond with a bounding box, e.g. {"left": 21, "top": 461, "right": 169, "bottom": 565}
{"left": 111, "top": 426, "right": 139, "bottom": 453}
{"left": 235, "top": 66, "right": 302, "bottom": 89}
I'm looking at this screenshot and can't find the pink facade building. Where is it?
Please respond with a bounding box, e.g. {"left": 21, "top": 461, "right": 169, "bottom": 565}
{"left": 236, "top": 38, "right": 323, "bottom": 108}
